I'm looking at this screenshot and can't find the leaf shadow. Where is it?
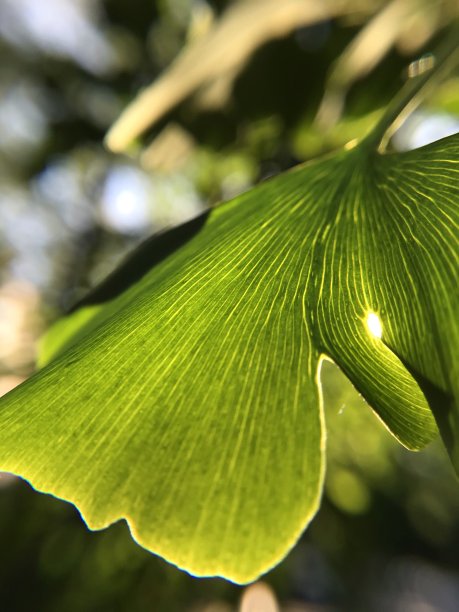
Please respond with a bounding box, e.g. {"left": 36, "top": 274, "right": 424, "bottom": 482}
{"left": 69, "top": 211, "right": 210, "bottom": 313}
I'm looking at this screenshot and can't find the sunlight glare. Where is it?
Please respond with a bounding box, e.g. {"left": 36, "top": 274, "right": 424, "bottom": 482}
{"left": 366, "top": 312, "right": 382, "bottom": 339}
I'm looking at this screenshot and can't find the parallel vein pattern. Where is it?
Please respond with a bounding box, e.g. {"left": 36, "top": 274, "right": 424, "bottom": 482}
{"left": 0, "top": 134, "right": 457, "bottom": 583}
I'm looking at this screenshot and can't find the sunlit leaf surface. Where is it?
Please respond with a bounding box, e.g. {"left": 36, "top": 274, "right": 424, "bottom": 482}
{"left": 0, "top": 133, "right": 457, "bottom": 583}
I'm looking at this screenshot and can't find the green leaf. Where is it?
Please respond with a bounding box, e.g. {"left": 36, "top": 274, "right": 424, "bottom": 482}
{"left": 0, "top": 133, "right": 457, "bottom": 583}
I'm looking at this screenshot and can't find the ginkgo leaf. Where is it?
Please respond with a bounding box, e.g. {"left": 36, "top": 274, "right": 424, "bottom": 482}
{"left": 0, "top": 129, "right": 458, "bottom": 583}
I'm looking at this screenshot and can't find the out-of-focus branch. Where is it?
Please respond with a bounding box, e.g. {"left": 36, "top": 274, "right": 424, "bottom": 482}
{"left": 105, "top": 0, "right": 380, "bottom": 153}
{"left": 316, "top": 0, "right": 453, "bottom": 128}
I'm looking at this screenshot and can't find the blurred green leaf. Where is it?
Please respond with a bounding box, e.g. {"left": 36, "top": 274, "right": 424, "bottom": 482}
{"left": 0, "top": 129, "right": 458, "bottom": 583}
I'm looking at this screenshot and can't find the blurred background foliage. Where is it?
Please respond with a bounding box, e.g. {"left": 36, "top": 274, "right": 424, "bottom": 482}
{"left": 0, "top": 0, "right": 459, "bottom": 610}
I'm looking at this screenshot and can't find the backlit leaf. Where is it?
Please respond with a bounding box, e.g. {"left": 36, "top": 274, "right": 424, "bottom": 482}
{"left": 0, "top": 133, "right": 457, "bottom": 583}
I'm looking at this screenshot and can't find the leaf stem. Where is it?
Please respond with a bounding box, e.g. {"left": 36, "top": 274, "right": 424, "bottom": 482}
{"left": 363, "top": 29, "right": 459, "bottom": 153}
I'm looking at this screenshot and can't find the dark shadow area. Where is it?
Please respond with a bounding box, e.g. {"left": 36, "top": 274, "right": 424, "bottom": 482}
{"left": 69, "top": 210, "right": 210, "bottom": 312}
{"left": 387, "top": 340, "right": 458, "bottom": 476}
{"left": 405, "top": 367, "right": 457, "bottom": 474}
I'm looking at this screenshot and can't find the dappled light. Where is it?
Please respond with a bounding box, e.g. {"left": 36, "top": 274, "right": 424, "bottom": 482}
{"left": 393, "top": 109, "right": 459, "bottom": 151}
{"left": 0, "top": 0, "right": 119, "bottom": 75}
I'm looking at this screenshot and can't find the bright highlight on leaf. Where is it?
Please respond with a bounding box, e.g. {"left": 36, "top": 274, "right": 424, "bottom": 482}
{"left": 366, "top": 312, "right": 383, "bottom": 339}
{"left": 0, "top": 131, "right": 457, "bottom": 584}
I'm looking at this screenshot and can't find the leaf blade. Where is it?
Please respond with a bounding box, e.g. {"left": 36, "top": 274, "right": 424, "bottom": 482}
{"left": 1, "top": 134, "right": 458, "bottom": 582}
